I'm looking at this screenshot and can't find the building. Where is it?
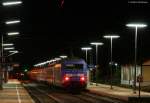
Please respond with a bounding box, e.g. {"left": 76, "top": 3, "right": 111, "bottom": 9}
{"left": 121, "top": 60, "right": 150, "bottom": 86}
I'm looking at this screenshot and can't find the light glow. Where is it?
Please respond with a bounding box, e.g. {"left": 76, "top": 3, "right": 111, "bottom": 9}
{"left": 128, "top": 1, "right": 148, "bottom": 4}
{"left": 5, "top": 20, "right": 21, "bottom": 25}
{"left": 90, "top": 42, "right": 104, "bottom": 46}
{"left": 8, "top": 51, "right": 19, "bottom": 56}
{"left": 9, "top": 50, "right": 18, "bottom": 53}
{"left": 81, "top": 47, "right": 92, "bottom": 50}
{"left": 2, "top": 1, "right": 22, "bottom": 6}
{"left": 103, "top": 35, "right": 120, "bottom": 39}
{"left": 126, "top": 23, "right": 147, "bottom": 28}
{"left": 80, "top": 77, "right": 85, "bottom": 81}
{"left": 60, "top": 55, "right": 68, "bottom": 58}
{"left": 64, "top": 76, "right": 70, "bottom": 81}
{"left": 7, "top": 32, "right": 19, "bottom": 36}
{"left": 2, "top": 43, "right": 14, "bottom": 46}
{"left": 115, "top": 63, "right": 118, "bottom": 66}
{"left": 4, "top": 47, "right": 15, "bottom": 50}
{"left": 55, "top": 58, "right": 61, "bottom": 61}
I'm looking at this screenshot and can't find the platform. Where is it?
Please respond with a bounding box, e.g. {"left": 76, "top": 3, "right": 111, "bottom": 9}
{"left": 0, "top": 79, "right": 34, "bottom": 103}
{"left": 87, "top": 83, "right": 150, "bottom": 102}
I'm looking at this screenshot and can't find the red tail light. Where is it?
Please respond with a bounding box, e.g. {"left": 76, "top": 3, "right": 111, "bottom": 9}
{"left": 64, "top": 76, "right": 70, "bottom": 81}
{"left": 80, "top": 77, "right": 85, "bottom": 81}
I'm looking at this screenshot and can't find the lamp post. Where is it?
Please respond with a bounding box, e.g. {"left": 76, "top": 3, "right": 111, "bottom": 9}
{"left": 90, "top": 42, "right": 104, "bottom": 65}
{"left": 103, "top": 35, "right": 120, "bottom": 89}
{"left": 1, "top": 0, "right": 22, "bottom": 89}
{"left": 0, "top": 31, "right": 19, "bottom": 90}
{"left": 81, "top": 47, "right": 92, "bottom": 63}
{"left": 126, "top": 23, "right": 147, "bottom": 93}
{"left": 90, "top": 42, "right": 104, "bottom": 85}
{"left": 0, "top": 35, "right": 4, "bottom": 89}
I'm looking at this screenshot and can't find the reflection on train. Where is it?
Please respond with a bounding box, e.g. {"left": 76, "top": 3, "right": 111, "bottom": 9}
{"left": 28, "top": 58, "right": 88, "bottom": 90}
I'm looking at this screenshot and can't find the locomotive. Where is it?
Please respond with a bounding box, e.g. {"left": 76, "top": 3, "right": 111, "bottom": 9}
{"left": 28, "top": 58, "right": 88, "bottom": 90}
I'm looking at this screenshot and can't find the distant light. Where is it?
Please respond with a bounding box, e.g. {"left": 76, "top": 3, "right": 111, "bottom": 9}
{"left": 2, "top": 1, "right": 22, "bottom": 6}
{"left": 60, "top": 55, "right": 68, "bottom": 58}
{"left": 81, "top": 47, "right": 92, "bottom": 50}
{"left": 13, "top": 64, "right": 20, "bottom": 67}
{"left": 126, "top": 23, "right": 147, "bottom": 28}
{"left": 115, "top": 63, "right": 118, "bottom": 66}
{"left": 24, "top": 69, "right": 28, "bottom": 72}
{"left": 5, "top": 20, "right": 21, "bottom": 25}
{"left": 128, "top": 1, "right": 148, "bottom": 4}
{"left": 55, "top": 58, "right": 61, "bottom": 61}
{"left": 103, "top": 35, "right": 120, "bottom": 39}
{"left": 4, "top": 47, "right": 15, "bottom": 50}
{"left": 90, "top": 42, "right": 104, "bottom": 46}
{"left": 2, "top": 43, "right": 14, "bottom": 46}
{"left": 9, "top": 50, "right": 18, "bottom": 53}
{"left": 34, "top": 60, "right": 49, "bottom": 67}
{"left": 7, "top": 50, "right": 19, "bottom": 56}
{"left": 7, "top": 32, "right": 19, "bottom": 36}
{"left": 52, "top": 59, "right": 56, "bottom": 62}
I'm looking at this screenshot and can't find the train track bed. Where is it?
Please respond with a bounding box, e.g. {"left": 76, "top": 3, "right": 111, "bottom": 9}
{"left": 23, "top": 82, "right": 128, "bottom": 103}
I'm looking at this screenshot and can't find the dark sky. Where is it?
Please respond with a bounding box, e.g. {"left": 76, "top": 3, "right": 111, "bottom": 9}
{"left": 1, "top": 0, "right": 150, "bottom": 66}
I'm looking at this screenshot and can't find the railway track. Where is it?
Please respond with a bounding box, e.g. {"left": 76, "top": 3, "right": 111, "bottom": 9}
{"left": 80, "top": 92, "right": 127, "bottom": 103}
{"left": 23, "top": 82, "right": 127, "bottom": 103}
{"left": 24, "top": 83, "right": 58, "bottom": 103}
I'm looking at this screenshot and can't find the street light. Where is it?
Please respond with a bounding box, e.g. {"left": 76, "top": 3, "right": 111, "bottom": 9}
{"left": 2, "top": 43, "right": 14, "bottom": 46}
{"left": 1, "top": 31, "right": 19, "bottom": 89}
{"left": 2, "top": 1, "right": 22, "bottom": 6}
{"left": 103, "top": 35, "right": 120, "bottom": 89}
{"left": 81, "top": 47, "right": 92, "bottom": 63}
{"left": 1, "top": 0, "right": 22, "bottom": 90}
{"left": 126, "top": 23, "right": 147, "bottom": 93}
{"left": 8, "top": 51, "right": 19, "bottom": 57}
{"left": 5, "top": 20, "right": 21, "bottom": 25}
{"left": 4, "top": 47, "right": 15, "bottom": 50}
{"left": 9, "top": 50, "right": 18, "bottom": 53}
{"left": 90, "top": 42, "right": 104, "bottom": 65}
{"left": 128, "top": 1, "right": 149, "bottom": 4}
{"left": 7, "top": 32, "right": 19, "bottom": 36}
{"left": 90, "top": 42, "right": 104, "bottom": 86}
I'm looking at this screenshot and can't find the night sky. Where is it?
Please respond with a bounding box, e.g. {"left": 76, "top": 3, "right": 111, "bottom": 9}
{"left": 1, "top": 1, "right": 150, "bottom": 66}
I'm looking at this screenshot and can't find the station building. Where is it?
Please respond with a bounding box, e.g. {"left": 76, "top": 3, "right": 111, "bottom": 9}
{"left": 121, "top": 60, "right": 150, "bottom": 86}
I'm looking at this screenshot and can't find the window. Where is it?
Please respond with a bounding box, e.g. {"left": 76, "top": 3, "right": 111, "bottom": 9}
{"left": 64, "top": 64, "right": 83, "bottom": 70}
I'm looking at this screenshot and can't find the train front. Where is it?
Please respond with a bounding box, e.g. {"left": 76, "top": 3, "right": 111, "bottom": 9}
{"left": 62, "top": 59, "right": 87, "bottom": 90}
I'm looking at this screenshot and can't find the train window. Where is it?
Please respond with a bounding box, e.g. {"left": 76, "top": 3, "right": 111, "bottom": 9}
{"left": 65, "top": 64, "right": 83, "bottom": 70}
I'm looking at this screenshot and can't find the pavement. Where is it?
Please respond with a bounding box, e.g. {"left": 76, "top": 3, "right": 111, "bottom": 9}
{"left": 87, "top": 82, "right": 150, "bottom": 102}
{"left": 0, "top": 79, "right": 34, "bottom": 103}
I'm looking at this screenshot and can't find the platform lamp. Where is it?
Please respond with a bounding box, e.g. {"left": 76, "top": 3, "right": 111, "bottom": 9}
{"left": 103, "top": 35, "right": 120, "bottom": 89}
{"left": 81, "top": 47, "right": 92, "bottom": 63}
{"left": 126, "top": 23, "right": 147, "bottom": 93}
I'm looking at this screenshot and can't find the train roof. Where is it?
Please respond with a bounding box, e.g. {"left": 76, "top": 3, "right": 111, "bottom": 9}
{"left": 34, "top": 58, "right": 86, "bottom": 67}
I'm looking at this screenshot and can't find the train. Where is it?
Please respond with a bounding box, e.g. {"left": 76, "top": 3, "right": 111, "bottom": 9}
{"left": 28, "top": 58, "right": 88, "bottom": 90}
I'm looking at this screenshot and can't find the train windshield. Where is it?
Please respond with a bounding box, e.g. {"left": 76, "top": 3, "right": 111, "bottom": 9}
{"left": 64, "top": 64, "right": 83, "bottom": 70}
